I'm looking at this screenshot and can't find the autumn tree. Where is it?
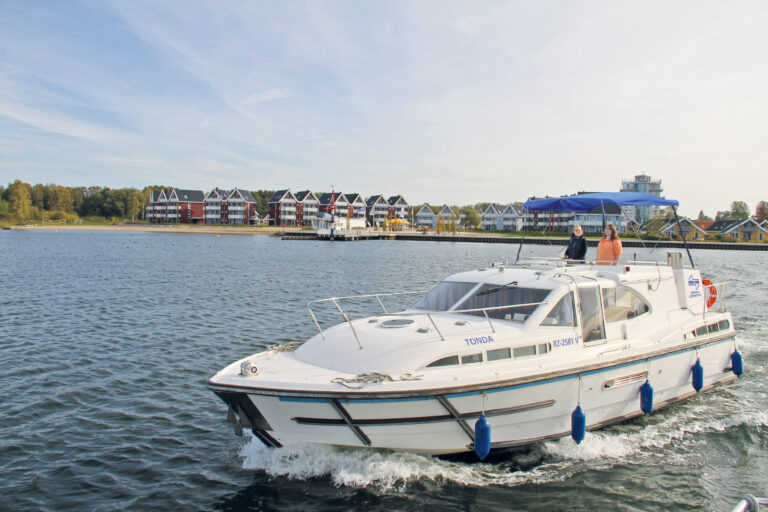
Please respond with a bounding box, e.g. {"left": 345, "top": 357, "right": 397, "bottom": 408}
{"left": 730, "top": 201, "right": 749, "bottom": 219}
{"left": 755, "top": 201, "right": 768, "bottom": 221}
{"left": 53, "top": 185, "right": 74, "bottom": 212}
{"left": 9, "top": 180, "right": 32, "bottom": 222}
{"left": 460, "top": 206, "right": 481, "bottom": 229}
{"left": 30, "top": 184, "right": 45, "bottom": 209}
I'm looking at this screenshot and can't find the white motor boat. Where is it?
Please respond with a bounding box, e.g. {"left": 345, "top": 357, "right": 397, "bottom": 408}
{"left": 208, "top": 193, "right": 743, "bottom": 457}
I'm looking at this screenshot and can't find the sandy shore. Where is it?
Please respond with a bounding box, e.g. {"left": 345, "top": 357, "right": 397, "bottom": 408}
{"left": 5, "top": 224, "right": 291, "bottom": 235}
{"left": 5, "top": 224, "right": 489, "bottom": 236}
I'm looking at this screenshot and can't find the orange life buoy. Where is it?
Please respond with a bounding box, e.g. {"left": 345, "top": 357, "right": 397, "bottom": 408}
{"left": 702, "top": 278, "right": 717, "bottom": 308}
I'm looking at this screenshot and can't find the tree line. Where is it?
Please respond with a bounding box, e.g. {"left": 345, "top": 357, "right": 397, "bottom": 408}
{"left": 0, "top": 180, "right": 275, "bottom": 223}
{"left": 1, "top": 179, "right": 765, "bottom": 227}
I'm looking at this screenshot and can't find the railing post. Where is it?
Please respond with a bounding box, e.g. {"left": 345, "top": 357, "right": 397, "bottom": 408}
{"left": 332, "top": 298, "right": 363, "bottom": 349}
{"left": 426, "top": 313, "right": 445, "bottom": 341}
{"left": 483, "top": 310, "right": 496, "bottom": 333}
{"left": 308, "top": 307, "right": 325, "bottom": 339}
{"left": 375, "top": 295, "right": 388, "bottom": 314}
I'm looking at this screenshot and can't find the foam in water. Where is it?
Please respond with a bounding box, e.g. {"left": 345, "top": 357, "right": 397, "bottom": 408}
{"left": 239, "top": 436, "right": 585, "bottom": 489}
{"left": 240, "top": 397, "right": 768, "bottom": 490}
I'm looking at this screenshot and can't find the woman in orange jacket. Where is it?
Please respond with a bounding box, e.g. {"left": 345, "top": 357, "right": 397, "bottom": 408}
{"left": 596, "top": 224, "right": 622, "bottom": 265}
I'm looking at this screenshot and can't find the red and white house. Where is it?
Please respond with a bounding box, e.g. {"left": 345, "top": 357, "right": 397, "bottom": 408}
{"left": 204, "top": 188, "right": 230, "bottom": 224}
{"left": 146, "top": 189, "right": 169, "bottom": 223}
{"left": 227, "top": 189, "right": 259, "bottom": 225}
{"left": 268, "top": 190, "right": 298, "bottom": 226}
{"left": 295, "top": 190, "right": 320, "bottom": 227}
{"left": 147, "top": 189, "right": 204, "bottom": 223}
{"left": 343, "top": 193, "right": 366, "bottom": 219}
{"left": 167, "top": 189, "right": 205, "bottom": 223}
{"left": 387, "top": 195, "right": 410, "bottom": 220}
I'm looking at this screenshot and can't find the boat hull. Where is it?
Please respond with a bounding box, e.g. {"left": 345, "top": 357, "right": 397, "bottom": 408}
{"left": 210, "top": 335, "right": 738, "bottom": 455}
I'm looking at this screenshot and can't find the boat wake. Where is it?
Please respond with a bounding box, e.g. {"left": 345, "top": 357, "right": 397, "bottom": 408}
{"left": 240, "top": 400, "right": 768, "bottom": 490}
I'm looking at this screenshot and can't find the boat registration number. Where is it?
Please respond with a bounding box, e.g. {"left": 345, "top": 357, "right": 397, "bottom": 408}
{"left": 552, "top": 336, "right": 580, "bottom": 348}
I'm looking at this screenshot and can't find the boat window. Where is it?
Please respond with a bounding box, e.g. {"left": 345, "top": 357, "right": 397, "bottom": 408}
{"left": 537, "top": 343, "right": 551, "bottom": 354}
{"left": 461, "top": 353, "right": 483, "bottom": 364}
{"left": 695, "top": 326, "right": 708, "bottom": 336}
{"left": 578, "top": 284, "right": 605, "bottom": 343}
{"left": 426, "top": 355, "right": 459, "bottom": 367}
{"left": 457, "top": 285, "right": 550, "bottom": 319}
{"left": 513, "top": 345, "right": 536, "bottom": 358}
{"left": 411, "top": 281, "right": 476, "bottom": 311}
{"left": 540, "top": 293, "right": 576, "bottom": 327}
{"left": 708, "top": 322, "right": 720, "bottom": 333}
{"left": 487, "top": 348, "right": 511, "bottom": 361}
{"left": 718, "top": 319, "right": 730, "bottom": 330}
{"left": 602, "top": 286, "right": 650, "bottom": 323}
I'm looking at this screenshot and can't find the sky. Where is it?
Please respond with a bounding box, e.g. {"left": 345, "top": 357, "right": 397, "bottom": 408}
{"left": 0, "top": 0, "right": 766, "bottom": 217}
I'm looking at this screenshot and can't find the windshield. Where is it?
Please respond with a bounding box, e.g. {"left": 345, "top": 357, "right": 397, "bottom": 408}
{"left": 411, "top": 281, "right": 477, "bottom": 311}
{"left": 456, "top": 284, "right": 550, "bottom": 319}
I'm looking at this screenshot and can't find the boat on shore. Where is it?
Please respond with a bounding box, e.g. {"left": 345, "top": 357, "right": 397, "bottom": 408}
{"left": 208, "top": 193, "right": 743, "bottom": 457}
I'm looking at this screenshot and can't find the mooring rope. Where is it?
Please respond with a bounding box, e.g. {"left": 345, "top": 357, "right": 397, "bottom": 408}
{"left": 267, "top": 341, "right": 304, "bottom": 352}
{"left": 331, "top": 372, "right": 423, "bottom": 389}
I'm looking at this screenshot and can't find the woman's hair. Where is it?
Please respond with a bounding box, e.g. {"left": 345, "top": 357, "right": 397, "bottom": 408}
{"left": 605, "top": 223, "right": 619, "bottom": 240}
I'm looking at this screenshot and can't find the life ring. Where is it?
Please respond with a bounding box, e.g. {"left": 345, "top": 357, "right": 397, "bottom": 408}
{"left": 702, "top": 278, "right": 717, "bottom": 308}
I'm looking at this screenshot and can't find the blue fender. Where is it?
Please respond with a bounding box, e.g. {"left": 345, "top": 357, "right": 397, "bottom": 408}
{"left": 571, "top": 405, "right": 586, "bottom": 444}
{"left": 692, "top": 359, "right": 704, "bottom": 392}
{"left": 731, "top": 350, "right": 743, "bottom": 378}
{"left": 474, "top": 414, "right": 491, "bottom": 460}
{"left": 640, "top": 380, "right": 654, "bottom": 415}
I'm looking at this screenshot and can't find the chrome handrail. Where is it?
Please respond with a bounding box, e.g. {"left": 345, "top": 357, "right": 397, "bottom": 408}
{"left": 308, "top": 291, "right": 428, "bottom": 347}
{"left": 449, "top": 302, "right": 549, "bottom": 333}
{"left": 308, "top": 291, "right": 548, "bottom": 347}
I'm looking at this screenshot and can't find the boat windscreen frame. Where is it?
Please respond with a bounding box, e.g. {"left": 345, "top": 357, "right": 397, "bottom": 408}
{"left": 409, "top": 281, "right": 482, "bottom": 312}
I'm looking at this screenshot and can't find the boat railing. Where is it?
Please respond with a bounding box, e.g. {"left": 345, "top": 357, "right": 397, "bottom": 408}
{"left": 512, "top": 256, "right": 697, "bottom": 269}
{"left": 308, "top": 292, "right": 547, "bottom": 348}
{"left": 308, "top": 291, "right": 428, "bottom": 348}
{"left": 447, "top": 302, "right": 549, "bottom": 335}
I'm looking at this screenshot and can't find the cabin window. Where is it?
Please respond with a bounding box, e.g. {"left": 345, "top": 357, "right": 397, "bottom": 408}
{"left": 538, "top": 343, "right": 551, "bottom": 354}
{"left": 695, "top": 326, "right": 708, "bottom": 336}
{"left": 708, "top": 322, "right": 720, "bottom": 333}
{"left": 540, "top": 293, "right": 576, "bottom": 326}
{"left": 461, "top": 353, "right": 483, "bottom": 365}
{"left": 487, "top": 348, "right": 511, "bottom": 361}
{"left": 412, "top": 281, "right": 476, "bottom": 311}
{"left": 513, "top": 345, "right": 537, "bottom": 358}
{"left": 426, "top": 355, "right": 459, "bottom": 367}
{"left": 718, "top": 319, "right": 730, "bottom": 330}
{"left": 578, "top": 284, "right": 605, "bottom": 343}
{"left": 602, "top": 286, "right": 650, "bottom": 323}
{"left": 457, "top": 285, "right": 550, "bottom": 319}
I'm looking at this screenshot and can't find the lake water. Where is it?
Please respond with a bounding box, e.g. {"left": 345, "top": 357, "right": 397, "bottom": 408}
{"left": 1, "top": 230, "right": 766, "bottom": 511}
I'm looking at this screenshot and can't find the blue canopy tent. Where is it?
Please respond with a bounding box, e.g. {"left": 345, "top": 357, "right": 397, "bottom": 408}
{"left": 523, "top": 192, "right": 678, "bottom": 212}
{"left": 518, "top": 192, "right": 693, "bottom": 267}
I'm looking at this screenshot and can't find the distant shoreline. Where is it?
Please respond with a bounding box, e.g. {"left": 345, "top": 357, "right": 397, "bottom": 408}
{"left": 3, "top": 224, "right": 284, "bottom": 235}
{"left": 4, "top": 224, "right": 766, "bottom": 250}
